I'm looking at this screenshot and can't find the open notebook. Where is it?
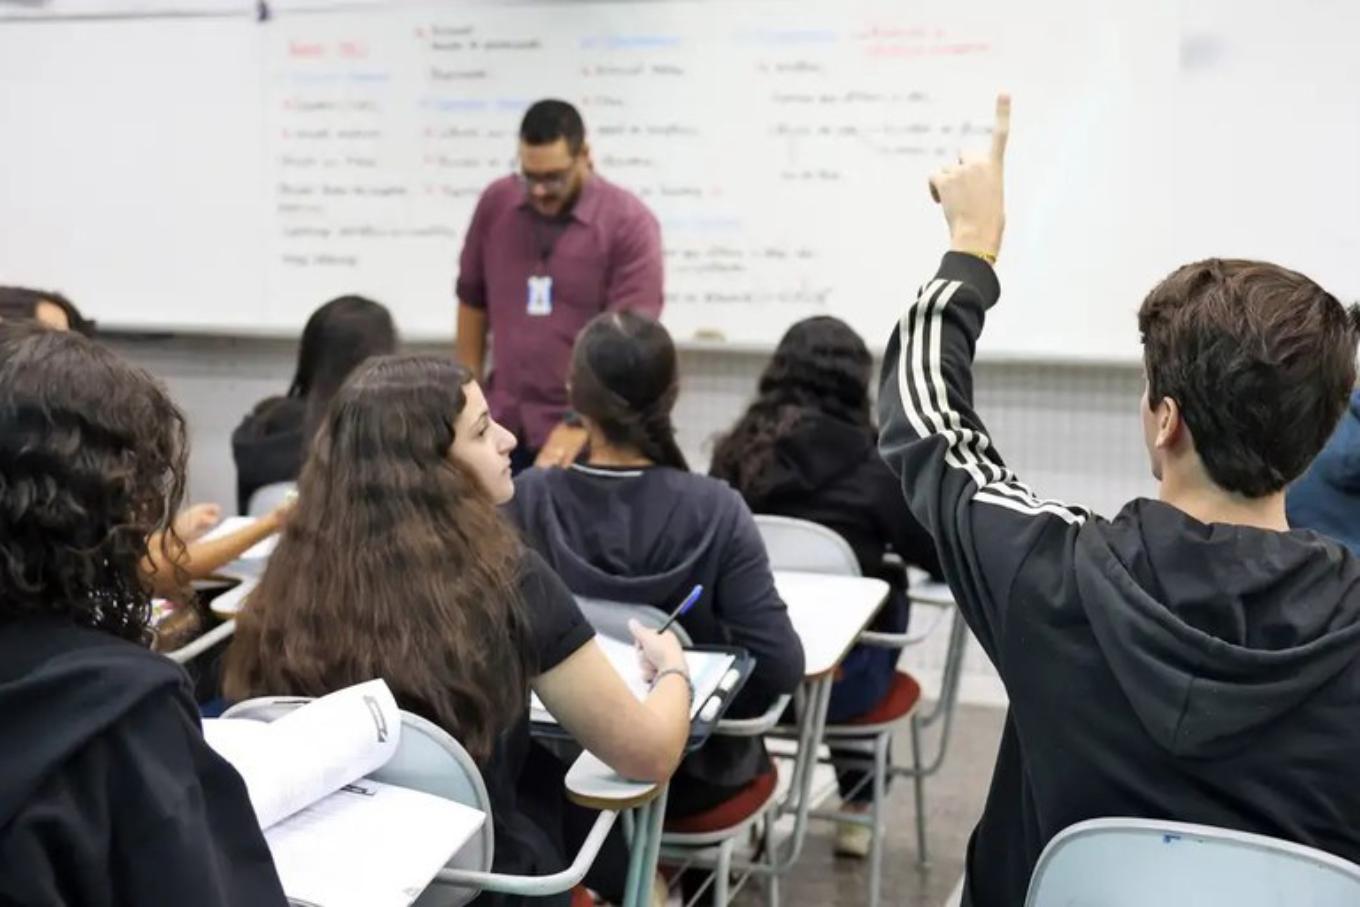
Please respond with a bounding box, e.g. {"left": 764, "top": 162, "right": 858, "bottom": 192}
{"left": 530, "top": 634, "right": 737, "bottom": 724}
{"left": 204, "top": 680, "right": 484, "bottom": 907}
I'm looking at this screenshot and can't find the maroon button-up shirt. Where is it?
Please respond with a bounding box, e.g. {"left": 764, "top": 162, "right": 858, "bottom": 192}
{"left": 456, "top": 174, "right": 664, "bottom": 449}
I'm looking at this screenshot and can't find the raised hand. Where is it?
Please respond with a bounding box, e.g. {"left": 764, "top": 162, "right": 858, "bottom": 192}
{"left": 928, "top": 93, "right": 1010, "bottom": 262}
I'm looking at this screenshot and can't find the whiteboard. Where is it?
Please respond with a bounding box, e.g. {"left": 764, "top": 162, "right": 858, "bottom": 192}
{"left": 0, "top": 0, "right": 1356, "bottom": 361}
{"left": 0, "top": 11, "right": 266, "bottom": 331}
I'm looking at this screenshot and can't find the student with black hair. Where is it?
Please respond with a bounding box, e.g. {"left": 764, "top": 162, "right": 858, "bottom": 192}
{"left": 510, "top": 312, "right": 805, "bottom": 826}
{"left": 232, "top": 294, "right": 396, "bottom": 513}
{"left": 455, "top": 99, "right": 664, "bottom": 472}
{"left": 0, "top": 323, "right": 286, "bottom": 905}
{"left": 711, "top": 315, "right": 942, "bottom": 856}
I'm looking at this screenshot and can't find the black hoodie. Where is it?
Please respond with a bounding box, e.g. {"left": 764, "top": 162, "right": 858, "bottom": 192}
{"left": 877, "top": 253, "right": 1360, "bottom": 907}
{"left": 509, "top": 464, "right": 805, "bottom": 800}
{"left": 715, "top": 414, "right": 944, "bottom": 718}
{"left": 231, "top": 395, "right": 307, "bottom": 514}
{"left": 0, "top": 617, "right": 288, "bottom": 906}
{"left": 722, "top": 412, "right": 942, "bottom": 588}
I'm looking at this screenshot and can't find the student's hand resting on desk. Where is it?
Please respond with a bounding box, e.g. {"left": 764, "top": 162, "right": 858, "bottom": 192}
{"left": 534, "top": 422, "right": 589, "bottom": 468}
{"left": 628, "top": 618, "right": 687, "bottom": 683}
{"left": 929, "top": 92, "right": 1010, "bottom": 262}
{"left": 173, "top": 503, "right": 222, "bottom": 542}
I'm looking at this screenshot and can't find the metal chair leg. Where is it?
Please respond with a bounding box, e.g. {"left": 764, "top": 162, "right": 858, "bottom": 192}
{"left": 869, "top": 731, "right": 890, "bottom": 907}
{"left": 911, "top": 715, "right": 929, "bottom": 868}
{"left": 763, "top": 811, "right": 780, "bottom": 907}
{"left": 714, "top": 837, "right": 735, "bottom": 906}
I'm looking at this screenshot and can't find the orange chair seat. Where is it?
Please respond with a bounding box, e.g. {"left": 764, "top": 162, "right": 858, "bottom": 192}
{"left": 841, "top": 671, "right": 922, "bottom": 726}
{"left": 663, "top": 767, "right": 779, "bottom": 834}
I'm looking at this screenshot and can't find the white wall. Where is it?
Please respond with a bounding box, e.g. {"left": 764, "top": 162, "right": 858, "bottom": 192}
{"left": 106, "top": 334, "right": 1153, "bottom": 705}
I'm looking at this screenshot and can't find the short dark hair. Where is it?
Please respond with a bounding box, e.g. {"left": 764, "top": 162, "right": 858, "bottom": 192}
{"left": 520, "top": 99, "right": 585, "bottom": 154}
{"left": 0, "top": 323, "right": 188, "bottom": 642}
{"left": 0, "top": 285, "right": 94, "bottom": 336}
{"left": 1138, "top": 259, "right": 1360, "bottom": 497}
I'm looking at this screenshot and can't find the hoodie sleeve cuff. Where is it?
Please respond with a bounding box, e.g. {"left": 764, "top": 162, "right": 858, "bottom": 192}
{"left": 939, "top": 251, "right": 1001, "bottom": 310}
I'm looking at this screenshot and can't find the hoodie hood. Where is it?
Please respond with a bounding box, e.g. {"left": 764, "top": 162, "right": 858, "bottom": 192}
{"left": 1075, "top": 498, "right": 1360, "bottom": 759}
{"left": 510, "top": 465, "right": 743, "bottom": 610}
{"left": 0, "top": 618, "right": 186, "bottom": 827}
{"left": 745, "top": 414, "right": 876, "bottom": 510}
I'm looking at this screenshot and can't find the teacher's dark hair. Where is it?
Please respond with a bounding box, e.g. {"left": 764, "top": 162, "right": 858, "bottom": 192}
{"left": 520, "top": 99, "right": 586, "bottom": 155}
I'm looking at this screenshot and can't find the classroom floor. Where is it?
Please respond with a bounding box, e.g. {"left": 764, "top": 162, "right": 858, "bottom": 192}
{"left": 731, "top": 703, "right": 1007, "bottom": 907}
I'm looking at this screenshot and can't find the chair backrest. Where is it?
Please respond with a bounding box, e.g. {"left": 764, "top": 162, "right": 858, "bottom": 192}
{"left": 754, "top": 514, "right": 861, "bottom": 576}
{"left": 222, "top": 696, "right": 492, "bottom": 907}
{"left": 1026, "top": 818, "right": 1360, "bottom": 907}
{"left": 575, "top": 596, "right": 694, "bottom": 646}
{"left": 247, "top": 481, "right": 297, "bottom": 518}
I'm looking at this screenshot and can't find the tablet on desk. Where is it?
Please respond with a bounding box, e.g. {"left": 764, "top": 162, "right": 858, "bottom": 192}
{"left": 530, "top": 636, "right": 754, "bottom": 751}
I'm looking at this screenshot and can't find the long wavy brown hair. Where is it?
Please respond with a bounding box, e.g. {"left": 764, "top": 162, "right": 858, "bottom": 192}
{"left": 223, "top": 354, "right": 532, "bottom": 761}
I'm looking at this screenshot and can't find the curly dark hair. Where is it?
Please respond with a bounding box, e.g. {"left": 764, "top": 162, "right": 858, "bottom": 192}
{"left": 0, "top": 323, "right": 188, "bottom": 642}
{"left": 1139, "top": 259, "right": 1360, "bottom": 497}
{"left": 711, "top": 316, "right": 875, "bottom": 500}
{"left": 224, "top": 354, "right": 533, "bottom": 762}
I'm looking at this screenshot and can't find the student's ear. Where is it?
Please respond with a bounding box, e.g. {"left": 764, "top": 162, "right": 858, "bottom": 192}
{"left": 579, "top": 142, "right": 594, "bottom": 172}
{"left": 1154, "top": 396, "right": 1183, "bottom": 451}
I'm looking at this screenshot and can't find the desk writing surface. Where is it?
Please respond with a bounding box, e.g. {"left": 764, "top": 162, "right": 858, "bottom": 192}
{"left": 773, "top": 571, "right": 889, "bottom": 679}
{"left": 565, "top": 750, "right": 661, "bottom": 812}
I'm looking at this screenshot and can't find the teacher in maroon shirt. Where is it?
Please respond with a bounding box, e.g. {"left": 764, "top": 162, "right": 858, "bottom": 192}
{"left": 455, "top": 99, "right": 664, "bottom": 471}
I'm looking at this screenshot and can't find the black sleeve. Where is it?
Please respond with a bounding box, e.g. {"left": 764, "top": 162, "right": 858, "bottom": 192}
{"left": 712, "top": 492, "right": 806, "bottom": 701}
{"left": 867, "top": 454, "right": 945, "bottom": 580}
{"left": 110, "top": 687, "right": 289, "bottom": 905}
{"left": 517, "top": 548, "right": 596, "bottom": 675}
{"left": 875, "top": 252, "right": 1088, "bottom": 670}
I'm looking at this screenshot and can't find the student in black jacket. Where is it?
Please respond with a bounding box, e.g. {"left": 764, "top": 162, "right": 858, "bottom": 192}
{"left": 879, "top": 95, "right": 1360, "bottom": 906}
{"left": 510, "top": 312, "right": 806, "bottom": 822}
{"left": 0, "top": 323, "right": 286, "bottom": 906}
{"left": 711, "top": 315, "right": 942, "bottom": 856}
{"left": 231, "top": 295, "right": 396, "bottom": 513}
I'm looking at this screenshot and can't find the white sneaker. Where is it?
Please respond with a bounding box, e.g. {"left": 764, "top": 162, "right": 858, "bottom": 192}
{"left": 834, "top": 820, "right": 873, "bottom": 858}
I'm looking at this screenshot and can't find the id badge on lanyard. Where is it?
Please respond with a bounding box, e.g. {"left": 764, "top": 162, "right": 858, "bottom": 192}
{"left": 526, "top": 274, "right": 554, "bottom": 317}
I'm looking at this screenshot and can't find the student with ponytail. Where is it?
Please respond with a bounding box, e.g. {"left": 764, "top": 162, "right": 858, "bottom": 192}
{"left": 509, "top": 312, "right": 805, "bottom": 824}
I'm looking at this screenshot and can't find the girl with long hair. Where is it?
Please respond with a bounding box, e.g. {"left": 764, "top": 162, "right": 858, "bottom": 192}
{"left": 223, "top": 354, "right": 690, "bottom": 905}
{"left": 710, "top": 315, "right": 942, "bottom": 857}
{"left": 232, "top": 294, "right": 397, "bottom": 513}
{"left": 0, "top": 323, "right": 287, "bottom": 905}
{"left": 509, "top": 312, "right": 805, "bottom": 826}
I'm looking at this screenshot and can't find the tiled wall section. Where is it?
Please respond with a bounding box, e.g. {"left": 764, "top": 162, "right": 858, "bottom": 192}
{"left": 109, "top": 334, "right": 1154, "bottom": 706}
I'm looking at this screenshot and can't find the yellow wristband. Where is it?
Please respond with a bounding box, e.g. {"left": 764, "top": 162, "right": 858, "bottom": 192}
{"left": 961, "top": 250, "right": 997, "bottom": 266}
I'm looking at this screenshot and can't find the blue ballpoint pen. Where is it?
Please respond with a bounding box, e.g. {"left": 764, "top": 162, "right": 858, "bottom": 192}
{"left": 656, "top": 584, "right": 703, "bottom": 635}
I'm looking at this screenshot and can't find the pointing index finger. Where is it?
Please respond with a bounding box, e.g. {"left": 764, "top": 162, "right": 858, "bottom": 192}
{"left": 991, "top": 93, "right": 1011, "bottom": 163}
